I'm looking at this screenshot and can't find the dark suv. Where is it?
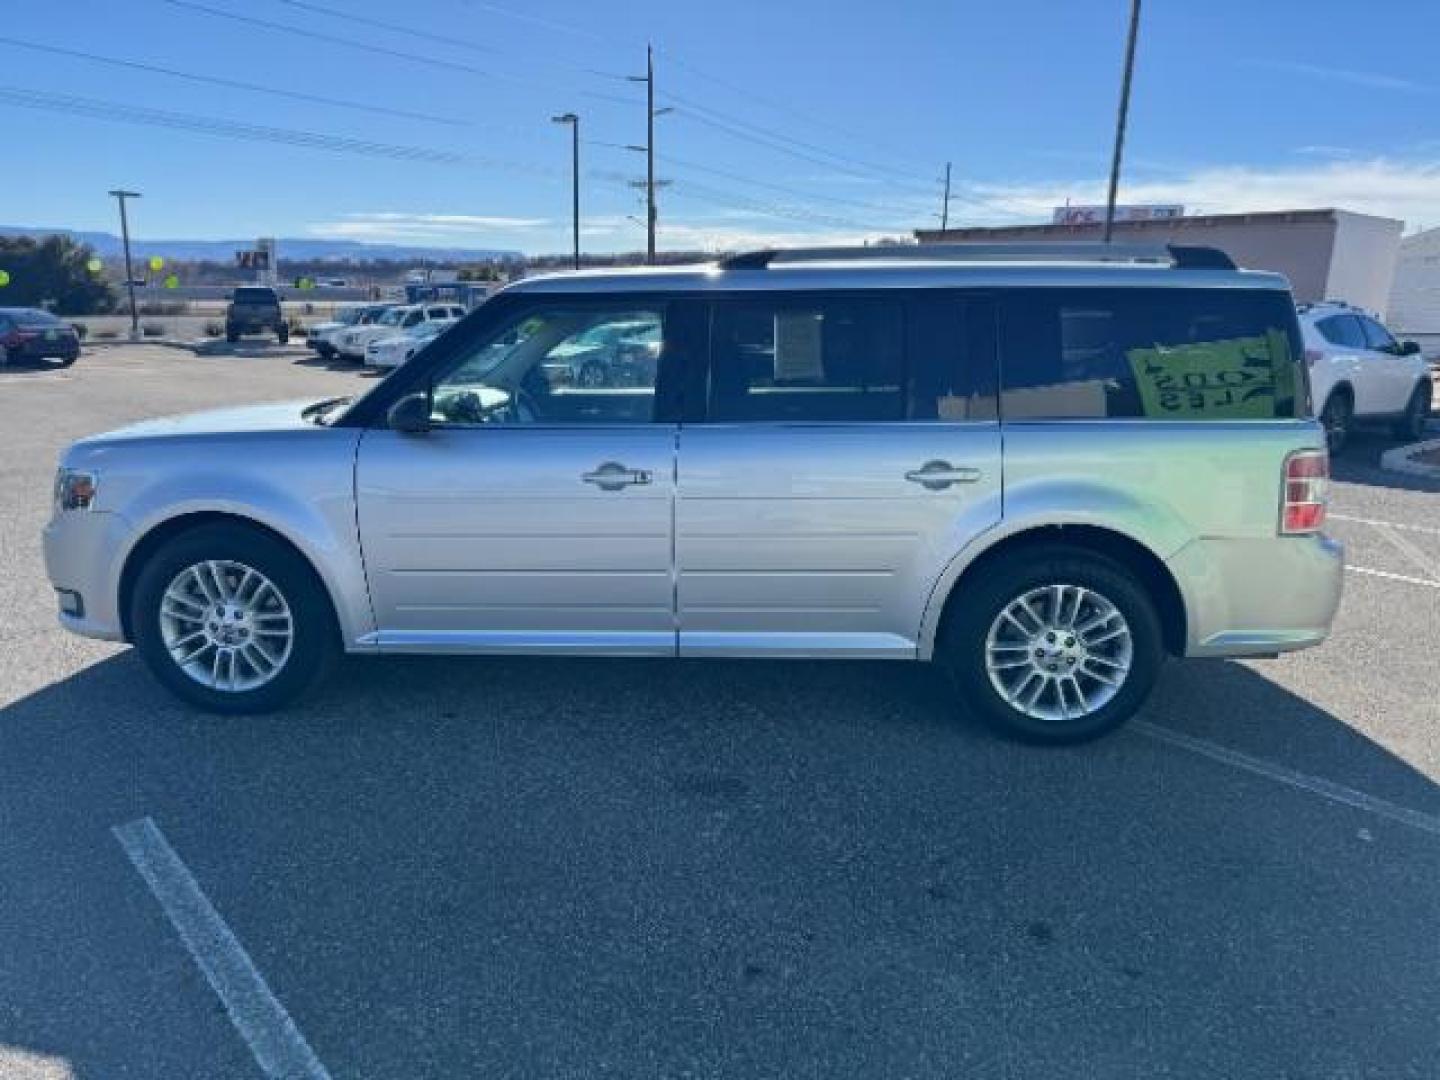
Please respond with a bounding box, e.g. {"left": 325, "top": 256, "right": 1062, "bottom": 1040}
{"left": 0, "top": 308, "right": 81, "bottom": 366}
{"left": 224, "top": 287, "right": 288, "bottom": 344}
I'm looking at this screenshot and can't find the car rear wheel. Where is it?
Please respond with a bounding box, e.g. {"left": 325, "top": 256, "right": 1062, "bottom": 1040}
{"left": 1392, "top": 382, "right": 1432, "bottom": 442}
{"left": 1321, "top": 392, "right": 1352, "bottom": 456}
{"left": 941, "top": 548, "right": 1165, "bottom": 744}
{"left": 130, "top": 523, "right": 337, "bottom": 713}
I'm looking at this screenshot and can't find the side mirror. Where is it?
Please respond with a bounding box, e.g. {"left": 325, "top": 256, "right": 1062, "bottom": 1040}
{"left": 386, "top": 392, "right": 432, "bottom": 434}
{"left": 1400, "top": 340, "right": 1421, "bottom": 356}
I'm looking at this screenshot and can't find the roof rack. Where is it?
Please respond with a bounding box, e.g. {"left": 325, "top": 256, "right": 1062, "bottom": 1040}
{"left": 717, "top": 242, "right": 1236, "bottom": 271}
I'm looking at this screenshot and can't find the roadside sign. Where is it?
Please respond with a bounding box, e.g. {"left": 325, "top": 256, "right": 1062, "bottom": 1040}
{"left": 164, "top": 273, "right": 180, "bottom": 289}
{"left": 148, "top": 255, "right": 165, "bottom": 272}
{"left": 0, "top": 270, "right": 9, "bottom": 287}
{"left": 87, "top": 257, "right": 103, "bottom": 275}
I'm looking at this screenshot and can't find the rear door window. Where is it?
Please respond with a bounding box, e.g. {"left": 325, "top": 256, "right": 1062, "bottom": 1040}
{"left": 999, "top": 287, "right": 1303, "bottom": 420}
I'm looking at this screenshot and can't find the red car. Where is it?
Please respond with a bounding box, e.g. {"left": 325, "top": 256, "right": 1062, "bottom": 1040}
{"left": 0, "top": 308, "right": 81, "bottom": 366}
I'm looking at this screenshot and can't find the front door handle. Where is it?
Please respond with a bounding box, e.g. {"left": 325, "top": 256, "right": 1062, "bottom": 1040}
{"left": 905, "top": 460, "right": 982, "bottom": 490}
{"left": 583, "top": 461, "right": 653, "bottom": 491}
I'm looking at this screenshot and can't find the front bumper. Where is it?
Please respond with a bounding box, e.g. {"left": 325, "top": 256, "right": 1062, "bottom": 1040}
{"left": 1168, "top": 533, "right": 1344, "bottom": 658}
{"left": 42, "top": 509, "right": 133, "bottom": 641}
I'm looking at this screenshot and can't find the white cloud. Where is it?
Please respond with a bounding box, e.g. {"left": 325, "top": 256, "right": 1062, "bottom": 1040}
{"left": 961, "top": 158, "right": 1440, "bottom": 228}
{"left": 307, "top": 211, "right": 549, "bottom": 242}
{"left": 1252, "top": 59, "right": 1432, "bottom": 94}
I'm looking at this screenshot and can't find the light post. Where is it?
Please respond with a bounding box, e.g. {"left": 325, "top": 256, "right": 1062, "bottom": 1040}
{"left": 107, "top": 189, "right": 142, "bottom": 338}
{"left": 551, "top": 113, "right": 580, "bottom": 270}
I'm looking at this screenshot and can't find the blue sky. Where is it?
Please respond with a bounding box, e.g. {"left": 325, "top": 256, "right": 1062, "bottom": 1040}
{"left": 4, "top": 0, "right": 1439, "bottom": 254}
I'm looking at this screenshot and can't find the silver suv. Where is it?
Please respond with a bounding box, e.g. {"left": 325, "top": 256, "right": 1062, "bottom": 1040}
{"left": 44, "top": 243, "right": 1343, "bottom": 743}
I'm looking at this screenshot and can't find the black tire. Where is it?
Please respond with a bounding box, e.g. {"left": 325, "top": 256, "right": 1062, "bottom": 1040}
{"left": 57, "top": 354, "right": 77, "bottom": 368}
{"left": 277, "top": 326, "right": 290, "bottom": 344}
{"left": 940, "top": 547, "right": 1165, "bottom": 745}
{"left": 1391, "top": 382, "right": 1432, "bottom": 442}
{"left": 1320, "top": 391, "right": 1352, "bottom": 456}
{"left": 130, "top": 523, "right": 338, "bottom": 714}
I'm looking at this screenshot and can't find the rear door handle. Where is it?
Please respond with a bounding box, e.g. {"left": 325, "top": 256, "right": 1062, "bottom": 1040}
{"left": 905, "top": 460, "right": 982, "bottom": 490}
{"left": 583, "top": 461, "right": 653, "bottom": 491}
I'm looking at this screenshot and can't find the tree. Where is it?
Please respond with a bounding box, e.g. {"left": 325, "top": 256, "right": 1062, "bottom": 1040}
{"left": 0, "top": 235, "right": 116, "bottom": 315}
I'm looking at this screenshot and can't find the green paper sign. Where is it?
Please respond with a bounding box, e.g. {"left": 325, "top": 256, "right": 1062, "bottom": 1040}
{"left": 164, "top": 273, "right": 180, "bottom": 289}
{"left": 1127, "top": 331, "right": 1295, "bottom": 419}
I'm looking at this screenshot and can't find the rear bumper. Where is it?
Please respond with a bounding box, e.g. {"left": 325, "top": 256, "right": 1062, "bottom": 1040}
{"left": 1168, "top": 533, "right": 1344, "bottom": 658}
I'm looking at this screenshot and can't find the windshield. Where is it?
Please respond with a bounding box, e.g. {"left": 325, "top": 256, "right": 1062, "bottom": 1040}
{"left": 8, "top": 308, "right": 62, "bottom": 327}
{"left": 378, "top": 308, "right": 405, "bottom": 326}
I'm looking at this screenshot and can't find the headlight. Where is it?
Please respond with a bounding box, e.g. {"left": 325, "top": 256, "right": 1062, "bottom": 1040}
{"left": 54, "top": 467, "right": 98, "bottom": 511}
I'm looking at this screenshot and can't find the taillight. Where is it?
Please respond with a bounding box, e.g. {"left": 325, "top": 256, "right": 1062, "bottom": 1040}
{"left": 1281, "top": 449, "right": 1328, "bottom": 535}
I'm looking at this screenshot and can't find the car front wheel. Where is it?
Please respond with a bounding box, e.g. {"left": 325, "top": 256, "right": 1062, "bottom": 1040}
{"left": 941, "top": 548, "right": 1165, "bottom": 744}
{"left": 130, "top": 524, "right": 337, "bottom": 713}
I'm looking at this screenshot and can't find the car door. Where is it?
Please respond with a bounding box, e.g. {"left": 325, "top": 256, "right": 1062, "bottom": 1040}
{"left": 355, "top": 298, "right": 696, "bottom": 655}
{"left": 1317, "top": 312, "right": 1378, "bottom": 414}
{"left": 676, "top": 291, "right": 1003, "bottom": 658}
{"left": 1357, "top": 315, "right": 1413, "bottom": 413}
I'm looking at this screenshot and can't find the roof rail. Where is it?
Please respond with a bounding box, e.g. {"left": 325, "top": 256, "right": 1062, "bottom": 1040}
{"left": 718, "top": 242, "right": 1236, "bottom": 271}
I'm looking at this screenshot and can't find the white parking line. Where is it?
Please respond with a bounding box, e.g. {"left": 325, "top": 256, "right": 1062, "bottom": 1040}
{"left": 1134, "top": 722, "right": 1440, "bottom": 839}
{"left": 1331, "top": 512, "right": 1440, "bottom": 537}
{"left": 1346, "top": 565, "right": 1440, "bottom": 589}
{"left": 112, "top": 817, "right": 332, "bottom": 1080}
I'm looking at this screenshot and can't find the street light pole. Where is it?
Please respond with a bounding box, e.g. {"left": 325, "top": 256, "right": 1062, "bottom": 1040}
{"left": 1103, "top": 0, "right": 1142, "bottom": 244}
{"left": 107, "top": 189, "right": 141, "bottom": 338}
{"left": 940, "top": 162, "right": 953, "bottom": 231}
{"left": 551, "top": 113, "right": 580, "bottom": 270}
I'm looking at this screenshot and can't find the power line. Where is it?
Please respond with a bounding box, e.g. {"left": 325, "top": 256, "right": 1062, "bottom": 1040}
{"left": 661, "top": 90, "right": 938, "bottom": 191}
{"left": 0, "top": 34, "right": 468, "bottom": 127}
{"left": 658, "top": 49, "right": 938, "bottom": 174}
{"left": 156, "top": 0, "right": 523, "bottom": 84}
{"left": 273, "top": 0, "right": 503, "bottom": 55}
{"left": 656, "top": 151, "right": 924, "bottom": 219}
{"left": 0, "top": 85, "right": 467, "bottom": 164}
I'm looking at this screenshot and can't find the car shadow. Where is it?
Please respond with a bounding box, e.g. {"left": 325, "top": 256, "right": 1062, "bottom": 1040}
{"left": 1332, "top": 428, "right": 1440, "bottom": 494}
{"left": 3, "top": 650, "right": 1439, "bottom": 1077}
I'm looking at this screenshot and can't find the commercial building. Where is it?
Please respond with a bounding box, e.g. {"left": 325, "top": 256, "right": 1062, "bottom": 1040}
{"left": 916, "top": 208, "right": 1403, "bottom": 315}
{"left": 1385, "top": 227, "right": 1440, "bottom": 349}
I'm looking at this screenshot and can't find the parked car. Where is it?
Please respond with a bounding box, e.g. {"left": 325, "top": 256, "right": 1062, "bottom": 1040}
{"left": 0, "top": 308, "right": 81, "bottom": 366}
{"left": 224, "top": 286, "right": 287, "bottom": 344}
{"left": 43, "top": 243, "right": 1343, "bottom": 743}
{"left": 1298, "top": 301, "right": 1432, "bottom": 453}
{"left": 540, "top": 318, "right": 661, "bottom": 387}
{"left": 336, "top": 304, "right": 466, "bottom": 362}
{"left": 309, "top": 304, "right": 393, "bottom": 359}
{"left": 304, "top": 305, "right": 364, "bottom": 359}
{"left": 365, "top": 317, "right": 458, "bottom": 370}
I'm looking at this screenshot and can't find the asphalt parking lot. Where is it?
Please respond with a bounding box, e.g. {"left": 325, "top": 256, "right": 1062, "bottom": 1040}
{"left": 2, "top": 345, "right": 1439, "bottom": 1079}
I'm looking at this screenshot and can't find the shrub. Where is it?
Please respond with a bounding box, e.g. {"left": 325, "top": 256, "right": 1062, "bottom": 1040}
{"left": 141, "top": 322, "right": 166, "bottom": 337}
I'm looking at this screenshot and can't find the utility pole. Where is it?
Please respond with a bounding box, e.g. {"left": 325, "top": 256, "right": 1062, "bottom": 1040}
{"left": 1103, "top": 0, "right": 1142, "bottom": 243}
{"left": 940, "top": 162, "right": 953, "bottom": 231}
{"left": 627, "top": 45, "right": 672, "bottom": 264}
{"left": 107, "top": 189, "right": 141, "bottom": 339}
{"left": 551, "top": 112, "right": 580, "bottom": 270}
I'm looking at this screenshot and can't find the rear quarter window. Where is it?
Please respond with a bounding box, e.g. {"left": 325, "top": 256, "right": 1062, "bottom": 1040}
{"left": 999, "top": 287, "right": 1304, "bottom": 421}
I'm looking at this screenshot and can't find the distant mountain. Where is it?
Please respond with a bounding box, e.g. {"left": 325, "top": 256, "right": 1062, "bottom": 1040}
{"left": 0, "top": 227, "right": 523, "bottom": 263}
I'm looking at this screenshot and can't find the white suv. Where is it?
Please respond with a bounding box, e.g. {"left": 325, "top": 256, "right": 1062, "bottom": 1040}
{"left": 336, "top": 304, "right": 467, "bottom": 363}
{"left": 1298, "top": 302, "right": 1432, "bottom": 452}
